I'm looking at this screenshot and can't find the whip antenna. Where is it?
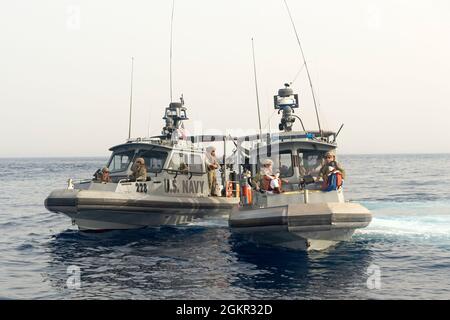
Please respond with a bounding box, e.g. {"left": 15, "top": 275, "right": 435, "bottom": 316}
{"left": 169, "top": 0, "right": 175, "bottom": 102}
{"left": 283, "top": 0, "right": 322, "bottom": 136}
{"left": 251, "top": 38, "right": 263, "bottom": 139}
{"left": 128, "top": 56, "right": 134, "bottom": 140}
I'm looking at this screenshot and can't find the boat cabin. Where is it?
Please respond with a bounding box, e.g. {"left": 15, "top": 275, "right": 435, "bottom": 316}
{"left": 235, "top": 130, "right": 339, "bottom": 192}
{"left": 87, "top": 85, "right": 343, "bottom": 200}
{"left": 106, "top": 139, "right": 205, "bottom": 182}
{"left": 92, "top": 138, "right": 215, "bottom": 197}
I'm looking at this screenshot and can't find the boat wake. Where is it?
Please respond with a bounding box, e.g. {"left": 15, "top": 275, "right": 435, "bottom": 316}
{"left": 356, "top": 201, "right": 450, "bottom": 240}
{"left": 358, "top": 216, "right": 450, "bottom": 238}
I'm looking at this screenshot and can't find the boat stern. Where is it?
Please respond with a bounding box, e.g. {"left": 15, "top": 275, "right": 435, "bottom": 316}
{"left": 229, "top": 201, "right": 372, "bottom": 251}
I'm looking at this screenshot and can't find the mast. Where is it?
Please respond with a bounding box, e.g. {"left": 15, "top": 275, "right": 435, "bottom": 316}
{"left": 283, "top": 0, "right": 323, "bottom": 136}
{"left": 128, "top": 56, "right": 134, "bottom": 140}
{"left": 169, "top": 0, "right": 175, "bottom": 102}
{"left": 251, "top": 38, "right": 263, "bottom": 139}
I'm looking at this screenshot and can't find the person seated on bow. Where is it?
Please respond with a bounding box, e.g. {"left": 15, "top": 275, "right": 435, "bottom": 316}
{"left": 259, "top": 159, "right": 283, "bottom": 194}
{"left": 99, "top": 166, "right": 112, "bottom": 183}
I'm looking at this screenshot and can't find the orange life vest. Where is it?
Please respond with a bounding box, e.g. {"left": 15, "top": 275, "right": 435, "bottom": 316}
{"left": 241, "top": 185, "right": 253, "bottom": 205}
{"left": 261, "top": 175, "right": 282, "bottom": 192}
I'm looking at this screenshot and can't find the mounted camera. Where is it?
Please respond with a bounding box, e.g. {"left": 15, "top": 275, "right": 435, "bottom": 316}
{"left": 273, "top": 83, "right": 299, "bottom": 132}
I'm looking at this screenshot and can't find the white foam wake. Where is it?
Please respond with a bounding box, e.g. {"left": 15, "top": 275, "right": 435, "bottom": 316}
{"left": 358, "top": 215, "right": 450, "bottom": 239}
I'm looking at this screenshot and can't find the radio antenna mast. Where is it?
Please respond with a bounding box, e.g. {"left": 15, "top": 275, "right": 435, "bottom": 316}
{"left": 251, "top": 38, "right": 263, "bottom": 139}
{"left": 169, "top": 0, "right": 176, "bottom": 102}
{"left": 283, "top": 0, "right": 323, "bottom": 136}
{"left": 128, "top": 56, "right": 134, "bottom": 140}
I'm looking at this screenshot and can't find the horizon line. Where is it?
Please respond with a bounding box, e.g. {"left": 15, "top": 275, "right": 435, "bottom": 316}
{"left": 0, "top": 152, "right": 449, "bottom": 159}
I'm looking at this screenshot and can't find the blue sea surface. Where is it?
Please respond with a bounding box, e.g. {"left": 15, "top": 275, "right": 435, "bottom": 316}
{"left": 0, "top": 154, "right": 449, "bottom": 299}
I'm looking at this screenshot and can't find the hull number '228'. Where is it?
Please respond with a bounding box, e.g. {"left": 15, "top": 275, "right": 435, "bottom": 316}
{"left": 135, "top": 183, "right": 148, "bottom": 193}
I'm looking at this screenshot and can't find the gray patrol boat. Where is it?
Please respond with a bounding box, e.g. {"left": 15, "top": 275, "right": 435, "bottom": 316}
{"left": 45, "top": 87, "right": 371, "bottom": 244}
{"left": 228, "top": 84, "right": 372, "bottom": 251}
{"left": 45, "top": 99, "right": 241, "bottom": 230}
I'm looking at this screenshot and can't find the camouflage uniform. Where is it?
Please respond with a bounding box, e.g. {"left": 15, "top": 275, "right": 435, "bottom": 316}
{"left": 132, "top": 164, "right": 147, "bottom": 182}
{"left": 207, "top": 169, "right": 218, "bottom": 196}
{"left": 205, "top": 147, "right": 219, "bottom": 196}
{"left": 252, "top": 172, "right": 263, "bottom": 190}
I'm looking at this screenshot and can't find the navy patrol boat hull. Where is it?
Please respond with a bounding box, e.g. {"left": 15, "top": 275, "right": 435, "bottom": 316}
{"left": 229, "top": 197, "right": 371, "bottom": 251}
{"left": 44, "top": 100, "right": 241, "bottom": 231}
{"left": 46, "top": 187, "right": 238, "bottom": 231}
{"left": 227, "top": 84, "right": 372, "bottom": 251}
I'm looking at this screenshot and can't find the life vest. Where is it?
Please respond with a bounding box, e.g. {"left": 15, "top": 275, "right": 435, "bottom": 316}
{"left": 241, "top": 184, "right": 253, "bottom": 205}
{"left": 226, "top": 181, "right": 240, "bottom": 198}
{"left": 322, "top": 171, "right": 343, "bottom": 192}
{"left": 261, "top": 175, "right": 282, "bottom": 192}
{"left": 226, "top": 182, "right": 233, "bottom": 197}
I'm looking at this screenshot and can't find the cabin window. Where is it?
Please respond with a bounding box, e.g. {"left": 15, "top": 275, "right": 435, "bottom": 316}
{"left": 108, "top": 150, "right": 135, "bottom": 173}
{"left": 137, "top": 150, "right": 168, "bottom": 173}
{"left": 188, "top": 154, "right": 204, "bottom": 173}
{"left": 298, "top": 150, "right": 325, "bottom": 177}
{"left": 167, "top": 152, "right": 203, "bottom": 174}
{"left": 167, "top": 152, "right": 189, "bottom": 174}
{"left": 278, "top": 151, "right": 294, "bottom": 178}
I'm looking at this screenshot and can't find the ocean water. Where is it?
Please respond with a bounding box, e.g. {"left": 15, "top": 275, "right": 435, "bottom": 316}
{"left": 0, "top": 154, "right": 449, "bottom": 299}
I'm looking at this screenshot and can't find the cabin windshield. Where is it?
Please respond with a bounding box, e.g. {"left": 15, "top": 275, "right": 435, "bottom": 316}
{"left": 108, "top": 148, "right": 169, "bottom": 174}
{"left": 253, "top": 150, "right": 294, "bottom": 178}
{"left": 298, "top": 150, "right": 326, "bottom": 178}
{"left": 136, "top": 149, "right": 169, "bottom": 173}
{"left": 108, "top": 150, "right": 135, "bottom": 173}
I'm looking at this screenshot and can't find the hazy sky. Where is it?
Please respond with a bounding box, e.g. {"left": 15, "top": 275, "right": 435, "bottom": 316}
{"left": 1, "top": 0, "right": 449, "bottom": 157}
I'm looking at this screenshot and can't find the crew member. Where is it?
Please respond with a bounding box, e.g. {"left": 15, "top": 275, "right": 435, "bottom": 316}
{"left": 99, "top": 167, "right": 112, "bottom": 183}
{"left": 205, "top": 146, "right": 219, "bottom": 196}
{"left": 319, "top": 151, "right": 346, "bottom": 184}
{"left": 260, "top": 159, "right": 282, "bottom": 194}
{"left": 130, "top": 157, "right": 148, "bottom": 182}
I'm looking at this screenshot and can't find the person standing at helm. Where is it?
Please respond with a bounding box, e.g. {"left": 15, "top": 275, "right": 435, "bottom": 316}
{"left": 205, "top": 146, "right": 219, "bottom": 196}
{"left": 130, "top": 157, "right": 148, "bottom": 182}
{"left": 319, "top": 151, "right": 345, "bottom": 184}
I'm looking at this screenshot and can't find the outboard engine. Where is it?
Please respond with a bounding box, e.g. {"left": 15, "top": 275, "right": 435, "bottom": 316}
{"left": 273, "top": 83, "right": 299, "bottom": 132}
{"left": 162, "top": 95, "right": 189, "bottom": 138}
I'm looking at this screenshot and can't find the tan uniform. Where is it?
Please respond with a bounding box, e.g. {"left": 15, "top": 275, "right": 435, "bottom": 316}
{"left": 132, "top": 165, "right": 147, "bottom": 181}
{"left": 252, "top": 172, "right": 263, "bottom": 190}
{"left": 205, "top": 153, "right": 219, "bottom": 196}
{"left": 207, "top": 169, "right": 218, "bottom": 196}
{"left": 100, "top": 173, "right": 111, "bottom": 183}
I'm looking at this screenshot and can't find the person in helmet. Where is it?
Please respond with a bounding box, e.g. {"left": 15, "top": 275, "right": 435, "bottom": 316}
{"left": 259, "top": 159, "right": 283, "bottom": 194}
{"left": 130, "top": 157, "right": 148, "bottom": 182}
{"left": 99, "top": 167, "right": 112, "bottom": 183}
{"left": 319, "top": 151, "right": 345, "bottom": 184}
